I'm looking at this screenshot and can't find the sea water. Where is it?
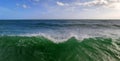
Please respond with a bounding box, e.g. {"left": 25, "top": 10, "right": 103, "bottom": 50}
{"left": 0, "top": 20, "right": 120, "bottom": 61}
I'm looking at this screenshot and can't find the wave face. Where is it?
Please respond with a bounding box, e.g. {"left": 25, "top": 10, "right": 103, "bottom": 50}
{"left": 0, "top": 36, "right": 120, "bottom": 61}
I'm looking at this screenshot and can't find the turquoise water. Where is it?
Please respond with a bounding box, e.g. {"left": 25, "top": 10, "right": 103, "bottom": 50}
{"left": 0, "top": 20, "right": 120, "bottom": 61}
{"left": 0, "top": 36, "right": 120, "bottom": 61}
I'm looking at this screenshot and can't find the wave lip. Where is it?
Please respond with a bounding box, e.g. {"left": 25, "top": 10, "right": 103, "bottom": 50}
{"left": 0, "top": 36, "right": 119, "bottom": 61}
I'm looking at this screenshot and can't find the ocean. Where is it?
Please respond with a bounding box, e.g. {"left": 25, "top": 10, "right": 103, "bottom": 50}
{"left": 0, "top": 20, "right": 120, "bottom": 61}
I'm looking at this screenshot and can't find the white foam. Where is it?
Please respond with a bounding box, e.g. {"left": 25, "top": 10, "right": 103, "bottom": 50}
{"left": 2, "top": 27, "right": 120, "bottom": 43}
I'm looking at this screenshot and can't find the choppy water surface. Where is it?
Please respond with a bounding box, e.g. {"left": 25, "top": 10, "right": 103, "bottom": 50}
{"left": 0, "top": 20, "right": 120, "bottom": 61}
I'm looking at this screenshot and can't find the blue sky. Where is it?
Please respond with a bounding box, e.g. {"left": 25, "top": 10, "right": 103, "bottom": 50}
{"left": 0, "top": 0, "right": 120, "bottom": 19}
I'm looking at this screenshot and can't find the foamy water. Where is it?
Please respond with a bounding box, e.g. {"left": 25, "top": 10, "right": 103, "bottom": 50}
{"left": 0, "top": 20, "right": 120, "bottom": 42}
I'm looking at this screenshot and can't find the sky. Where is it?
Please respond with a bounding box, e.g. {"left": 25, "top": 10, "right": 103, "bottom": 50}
{"left": 0, "top": 0, "right": 120, "bottom": 19}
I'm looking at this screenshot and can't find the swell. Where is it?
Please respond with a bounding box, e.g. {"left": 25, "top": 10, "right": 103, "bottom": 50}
{"left": 35, "top": 23, "right": 120, "bottom": 28}
{"left": 0, "top": 36, "right": 120, "bottom": 61}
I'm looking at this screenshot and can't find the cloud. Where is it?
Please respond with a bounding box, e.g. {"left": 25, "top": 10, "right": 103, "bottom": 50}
{"left": 30, "top": 0, "right": 40, "bottom": 3}
{"left": 33, "top": 0, "right": 40, "bottom": 2}
{"left": 56, "top": 1, "right": 65, "bottom": 6}
{"left": 56, "top": 1, "right": 70, "bottom": 6}
{"left": 16, "top": 0, "right": 41, "bottom": 8}
{"left": 10, "top": 0, "right": 120, "bottom": 19}
{"left": 16, "top": 3, "right": 30, "bottom": 9}
{"left": 75, "top": 0, "right": 108, "bottom": 6}
{"left": 56, "top": 0, "right": 120, "bottom": 9}
{"left": 22, "top": 4, "right": 29, "bottom": 8}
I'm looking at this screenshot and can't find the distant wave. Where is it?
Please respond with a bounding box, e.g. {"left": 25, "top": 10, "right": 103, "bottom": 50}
{"left": 0, "top": 36, "right": 119, "bottom": 61}
{"left": 36, "top": 23, "right": 120, "bottom": 28}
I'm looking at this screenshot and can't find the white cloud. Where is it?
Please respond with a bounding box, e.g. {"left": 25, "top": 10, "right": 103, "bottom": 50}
{"left": 33, "top": 0, "right": 40, "bottom": 2}
{"left": 30, "top": 0, "right": 40, "bottom": 2}
{"left": 16, "top": 0, "right": 41, "bottom": 8}
{"left": 106, "top": 2, "right": 120, "bottom": 9}
{"left": 57, "top": 1, "right": 66, "bottom": 6}
{"left": 16, "top": 4, "right": 30, "bottom": 9}
{"left": 13, "top": 0, "right": 120, "bottom": 19}
{"left": 22, "top": 4, "right": 29, "bottom": 8}
{"left": 56, "top": 0, "right": 120, "bottom": 9}
{"left": 76, "top": 0, "right": 108, "bottom": 6}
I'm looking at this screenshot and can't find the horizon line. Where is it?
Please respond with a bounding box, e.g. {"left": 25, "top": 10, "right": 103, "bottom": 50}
{"left": 0, "top": 19, "right": 120, "bottom": 20}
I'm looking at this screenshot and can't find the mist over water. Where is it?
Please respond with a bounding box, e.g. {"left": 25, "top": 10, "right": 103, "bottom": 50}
{"left": 0, "top": 20, "right": 120, "bottom": 61}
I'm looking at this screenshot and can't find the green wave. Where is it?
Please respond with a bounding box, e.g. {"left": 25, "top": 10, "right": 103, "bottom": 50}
{"left": 0, "top": 36, "right": 120, "bottom": 61}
